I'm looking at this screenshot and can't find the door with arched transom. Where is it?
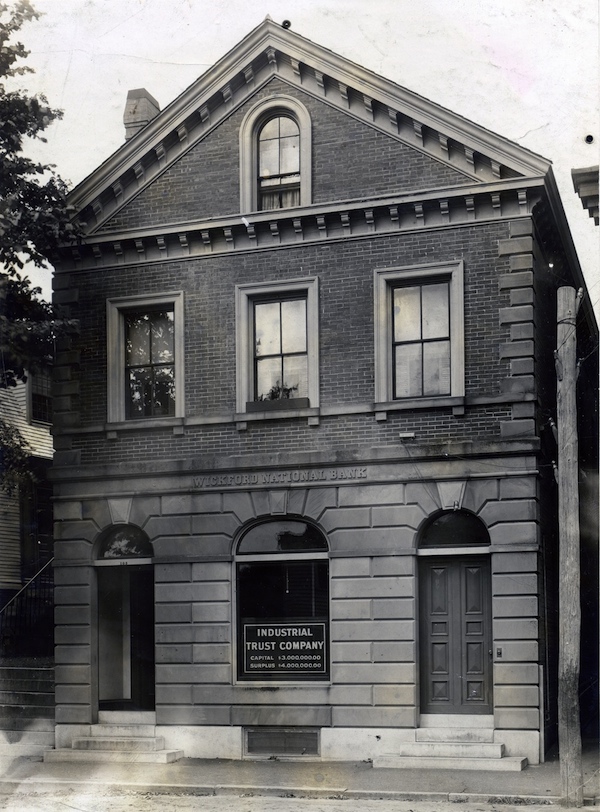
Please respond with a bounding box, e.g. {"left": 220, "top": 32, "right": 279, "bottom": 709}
{"left": 95, "top": 525, "right": 155, "bottom": 711}
{"left": 418, "top": 510, "right": 492, "bottom": 715}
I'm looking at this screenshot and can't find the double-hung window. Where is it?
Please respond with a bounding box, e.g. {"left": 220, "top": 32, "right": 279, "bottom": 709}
{"left": 374, "top": 262, "right": 464, "bottom": 405}
{"left": 29, "top": 369, "right": 53, "bottom": 424}
{"left": 107, "top": 292, "right": 184, "bottom": 423}
{"left": 392, "top": 281, "right": 450, "bottom": 398}
{"left": 253, "top": 296, "right": 307, "bottom": 402}
{"left": 258, "top": 116, "right": 300, "bottom": 211}
{"left": 236, "top": 278, "right": 319, "bottom": 414}
{"left": 124, "top": 308, "right": 175, "bottom": 419}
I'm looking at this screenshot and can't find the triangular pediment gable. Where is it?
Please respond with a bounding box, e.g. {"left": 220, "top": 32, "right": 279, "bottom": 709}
{"left": 70, "top": 18, "right": 550, "bottom": 236}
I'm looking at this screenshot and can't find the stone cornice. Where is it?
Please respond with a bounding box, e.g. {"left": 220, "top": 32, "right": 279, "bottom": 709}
{"left": 572, "top": 165, "right": 599, "bottom": 226}
{"left": 58, "top": 179, "right": 544, "bottom": 272}
{"left": 67, "top": 19, "right": 550, "bottom": 237}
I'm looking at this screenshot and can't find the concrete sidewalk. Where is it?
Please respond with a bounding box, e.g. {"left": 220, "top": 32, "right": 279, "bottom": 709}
{"left": 0, "top": 742, "right": 598, "bottom": 807}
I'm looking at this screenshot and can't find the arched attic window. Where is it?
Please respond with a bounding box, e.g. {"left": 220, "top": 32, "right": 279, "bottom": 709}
{"left": 240, "top": 97, "right": 312, "bottom": 213}
{"left": 258, "top": 115, "right": 300, "bottom": 210}
{"left": 96, "top": 524, "right": 153, "bottom": 560}
{"left": 419, "top": 510, "right": 490, "bottom": 549}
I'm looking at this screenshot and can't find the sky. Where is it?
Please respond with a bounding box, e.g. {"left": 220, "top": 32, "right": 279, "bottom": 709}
{"left": 13, "top": 0, "right": 599, "bottom": 310}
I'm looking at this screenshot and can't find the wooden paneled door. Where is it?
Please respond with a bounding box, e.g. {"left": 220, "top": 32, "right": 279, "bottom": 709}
{"left": 419, "top": 557, "right": 492, "bottom": 714}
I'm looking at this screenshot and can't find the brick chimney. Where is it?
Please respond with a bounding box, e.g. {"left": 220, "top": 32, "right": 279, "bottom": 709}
{"left": 123, "top": 88, "right": 160, "bottom": 140}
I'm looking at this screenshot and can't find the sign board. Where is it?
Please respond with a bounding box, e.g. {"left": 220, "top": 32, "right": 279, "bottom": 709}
{"left": 242, "top": 622, "right": 327, "bottom": 678}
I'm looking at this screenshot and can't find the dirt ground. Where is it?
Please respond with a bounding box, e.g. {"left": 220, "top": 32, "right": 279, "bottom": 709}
{"left": 0, "top": 788, "right": 574, "bottom": 812}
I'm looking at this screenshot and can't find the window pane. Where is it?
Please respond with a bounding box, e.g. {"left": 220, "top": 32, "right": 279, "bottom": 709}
{"left": 394, "top": 343, "right": 422, "bottom": 398}
{"left": 238, "top": 521, "right": 328, "bottom": 554}
{"left": 31, "top": 371, "right": 53, "bottom": 423}
{"left": 279, "top": 133, "right": 299, "bottom": 175}
{"left": 32, "top": 392, "right": 52, "bottom": 423}
{"left": 281, "top": 299, "right": 306, "bottom": 354}
{"left": 287, "top": 563, "right": 321, "bottom": 617}
{"left": 423, "top": 340, "right": 450, "bottom": 396}
{"left": 422, "top": 283, "right": 449, "bottom": 340}
{"left": 259, "top": 137, "right": 279, "bottom": 178}
{"left": 151, "top": 311, "right": 174, "bottom": 363}
{"left": 259, "top": 117, "right": 280, "bottom": 140}
{"left": 125, "top": 314, "right": 151, "bottom": 365}
{"left": 283, "top": 354, "right": 308, "bottom": 398}
{"left": 259, "top": 191, "right": 280, "bottom": 210}
{"left": 421, "top": 511, "right": 490, "bottom": 548}
{"left": 153, "top": 366, "right": 176, "bottom": 415}
{"left": 255, "top": 301, "right": 281, "bottom": 356}
{"left": 258, "top": 117, "right": 301, "bottom": 211}
{"left": 256, "top": 356, "right": 282, "bottom": 400}
{"left": 280, "top": 187, "right": 300, "bottom": 208}
{"left": 238, "top": 561, "right": 328, "bottom": 620}
{"left": 278, "top": 117, "right": 299, "bottom": 138}
{"left": 99, "top": 525, "right": 153, "bottom": 559}
{"left": 261, "top": 176, "right": 282, "bottom": 188}
{"left": 393, "top": 287, "right": 421, "bottom": 342}
{"left": 127, "top": 367, "right": 152, "bottom": 417}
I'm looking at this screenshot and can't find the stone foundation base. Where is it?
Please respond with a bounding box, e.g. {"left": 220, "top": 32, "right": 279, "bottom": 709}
{"left": 54, "top": 724, "right": 541, "bottom": 765}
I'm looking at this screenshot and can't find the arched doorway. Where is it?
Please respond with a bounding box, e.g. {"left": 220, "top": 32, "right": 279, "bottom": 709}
{"left": 235, "top": 518, "right": 329, "bottom": 682}
{"left": 418, "top": 510, "right": 492, "bottom": 715}
{"left": 95, "top": 524, "right": 155, "bottom": 710}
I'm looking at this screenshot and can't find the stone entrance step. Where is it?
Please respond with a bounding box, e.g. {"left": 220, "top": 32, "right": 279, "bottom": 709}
{"left": 90, "top": 723, "right": 160, "bottom": 738}
{"left": 391, "top": 741, "right": 505, "bottom": 759}
{"left": 44, "top": 715, "right": 184, "bottom": 764}
{"left": 416, "top": 727, "right": 495, "bottom": 743}
{"left": 374, "top": 754, "right": 528, "bottom": 771}
{"left": 418, "top": 713, "right": 495, "bottom": 728}
{"left": 374, "top": 722, "right": 527, "bottom": 772}
{"left": 44, "top": 748, "right": 183, "bottom": 764}
{"left": 98, "top": 711, "right": 156, "bottom": 724}
{"left": 71, "top": 735, "right": 167, "bottom": 752}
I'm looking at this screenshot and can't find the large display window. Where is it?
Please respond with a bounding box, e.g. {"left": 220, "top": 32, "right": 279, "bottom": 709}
{"left": 236, "top": 519, "right": 329, "bottom": 681}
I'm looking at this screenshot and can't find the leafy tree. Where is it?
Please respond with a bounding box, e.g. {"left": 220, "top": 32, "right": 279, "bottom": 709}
{"left": 0, "top": 0, "right": 77, "bottom": 491}
{"left": 0, "top": 416, "right": 30, "bottom": 494}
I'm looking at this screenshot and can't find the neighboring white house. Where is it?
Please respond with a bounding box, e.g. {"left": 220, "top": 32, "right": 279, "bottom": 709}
{"left": 0, "top": 374, "right": 53, "bottom": 621}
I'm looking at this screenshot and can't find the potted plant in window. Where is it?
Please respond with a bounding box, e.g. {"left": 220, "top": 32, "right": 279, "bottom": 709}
{"left": 246, "top": 380, "right": 309, "bottom": 411}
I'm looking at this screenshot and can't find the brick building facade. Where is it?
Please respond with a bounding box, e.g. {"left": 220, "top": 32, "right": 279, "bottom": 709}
{"left": 49, "top": 20, "right": 598, "bottom": 766}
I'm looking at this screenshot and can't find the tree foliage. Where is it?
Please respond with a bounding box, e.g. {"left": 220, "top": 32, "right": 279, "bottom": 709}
{"left": 0, "top": 416, "right": 30, "bottom": 494}
{"left": 0, "top": 0, "right": 77, "bottom": 382}
{"left": 0, "top": 1, "right": 77, "bottom": 491}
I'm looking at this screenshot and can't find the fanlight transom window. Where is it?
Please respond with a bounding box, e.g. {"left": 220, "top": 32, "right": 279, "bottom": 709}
{"left": 419, "top": 510, "right": 490, "bottom": 548}
{"left": 96, "top": 524, "right": 154, "bottom": 559}
{"left": 237, "top": 519, "right": 327, "bottom": 554}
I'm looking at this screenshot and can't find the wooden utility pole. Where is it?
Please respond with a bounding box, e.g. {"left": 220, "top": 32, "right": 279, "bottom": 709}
{"left": 555, "top": 285, "right": 583, "bottom": 808}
